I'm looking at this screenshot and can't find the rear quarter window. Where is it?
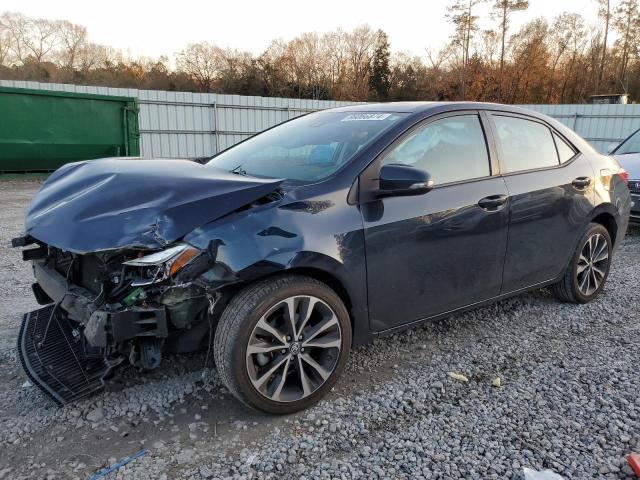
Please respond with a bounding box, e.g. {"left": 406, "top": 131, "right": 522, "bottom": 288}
{"left": 553, "top": 132, "right": 577, "bottom": 163}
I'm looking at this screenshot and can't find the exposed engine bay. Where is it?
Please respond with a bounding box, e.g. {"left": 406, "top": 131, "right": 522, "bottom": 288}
{"left": 13, "top": 238, "right": 217, "bottom": 404}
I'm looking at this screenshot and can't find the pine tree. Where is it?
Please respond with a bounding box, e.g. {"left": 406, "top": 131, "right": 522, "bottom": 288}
{"left": 447, "top": 0, "right": 485, "bottom": 100}
{"left": 368, "top": 30, "right": 391, "bottom": 100}
{"left": 491, "top": 0, "right": 529, "bottom": 101}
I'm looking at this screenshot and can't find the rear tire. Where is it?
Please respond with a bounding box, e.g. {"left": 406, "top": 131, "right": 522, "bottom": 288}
{"left": 214, "top": 275, "right": 351, "bottom": 414}
{"left": 552, "top": 223, "right": 612, "bottom": 304}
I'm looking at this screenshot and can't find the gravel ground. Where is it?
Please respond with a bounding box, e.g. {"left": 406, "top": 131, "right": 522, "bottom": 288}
{"left": 0, "top": 180, "right": 638, "bottom": 479}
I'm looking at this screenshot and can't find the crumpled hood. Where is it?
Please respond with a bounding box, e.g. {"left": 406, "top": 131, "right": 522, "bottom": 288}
{"left": 25, "top": 158, "right": 283, "bottom": 253}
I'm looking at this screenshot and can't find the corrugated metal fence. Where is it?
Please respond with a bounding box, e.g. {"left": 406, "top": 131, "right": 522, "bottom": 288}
{"left": 0, "top": 80, "right": 358, "bottom": 160}
{"left": 2, "top": 80, "right": 639, "bottom": 156}
{"left": 523, "top": 103, "right": 640, "bottom": 153}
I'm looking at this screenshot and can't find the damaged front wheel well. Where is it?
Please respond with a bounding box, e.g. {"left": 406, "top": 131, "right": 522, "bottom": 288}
{"left": 236, "top": 267, "right": 354, "bottom": 336}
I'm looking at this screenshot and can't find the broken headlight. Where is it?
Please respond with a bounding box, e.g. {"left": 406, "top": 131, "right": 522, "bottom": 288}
{"left": 123, "top": 244, "right": 199, "bottom": 286}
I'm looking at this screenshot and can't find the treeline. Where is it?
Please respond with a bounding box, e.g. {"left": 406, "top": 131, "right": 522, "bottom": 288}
{"left": 1, "top": 0, "right": 639, "bottom": 103}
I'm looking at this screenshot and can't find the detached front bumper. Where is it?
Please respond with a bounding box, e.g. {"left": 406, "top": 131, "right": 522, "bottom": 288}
{"left": 18, "top": 260, "right": 170, "bottom": 405}
{"left": 18, "top": 305, "right": 112, "bottom": 405}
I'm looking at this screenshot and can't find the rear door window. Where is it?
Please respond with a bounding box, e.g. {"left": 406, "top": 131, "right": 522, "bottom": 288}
{"left": 493, "top": 115, "right": 559, "bottom": 173}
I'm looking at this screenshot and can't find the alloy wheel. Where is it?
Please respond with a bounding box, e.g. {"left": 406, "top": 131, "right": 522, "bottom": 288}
{"left": 576, "top": 233, "right": 609, "bottom": 296}
{"left": 245, "top": 295, "right": 342, "bottom": 403}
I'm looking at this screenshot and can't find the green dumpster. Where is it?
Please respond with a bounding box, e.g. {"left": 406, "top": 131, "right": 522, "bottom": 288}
{"left": 0, "top": 86, "right": 139, "bottom": 172}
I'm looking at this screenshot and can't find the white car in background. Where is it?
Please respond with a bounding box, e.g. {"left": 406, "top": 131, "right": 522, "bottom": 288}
{"left": 610, "top": 128, "right": 640, "bottom": 223}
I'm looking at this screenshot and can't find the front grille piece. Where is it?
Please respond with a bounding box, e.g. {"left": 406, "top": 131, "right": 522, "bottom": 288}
{"left": 18, "top": 305, "right": 111, "bottom": 405}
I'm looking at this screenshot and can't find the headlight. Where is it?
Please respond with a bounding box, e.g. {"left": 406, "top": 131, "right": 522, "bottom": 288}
{"left": 124, "top": 244, "right": 200, "bottom": 285}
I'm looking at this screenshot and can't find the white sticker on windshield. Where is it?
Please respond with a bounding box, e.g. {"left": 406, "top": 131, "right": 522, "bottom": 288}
{"left": 341, "top": 113, "right": 392, "bottom": 122}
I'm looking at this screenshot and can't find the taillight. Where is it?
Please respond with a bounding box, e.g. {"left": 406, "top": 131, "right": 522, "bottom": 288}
{"left": 618, "top": 168, "right": 629, "bottom": 185}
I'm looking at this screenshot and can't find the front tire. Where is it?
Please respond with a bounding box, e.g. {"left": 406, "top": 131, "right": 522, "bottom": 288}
{"left": 214, "top": 275, "right": 351, "bottom": 414}
{"left": 552, "top": 222, "right": 612, "bottom": 303}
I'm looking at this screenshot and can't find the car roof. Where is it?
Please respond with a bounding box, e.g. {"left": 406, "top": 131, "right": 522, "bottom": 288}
{"left": 325, "top": 101, "right": 597, "bottom": 155}
{"left": 327, "top": 101, "right": 541, "bottom": 116}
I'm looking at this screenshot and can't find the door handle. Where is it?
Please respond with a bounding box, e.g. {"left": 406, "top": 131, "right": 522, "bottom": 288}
{"left": 572, "top": 177, "right": 592, "bottom": 189}
{"left": 478, "top": 194, "right": 508, "bottom": 211}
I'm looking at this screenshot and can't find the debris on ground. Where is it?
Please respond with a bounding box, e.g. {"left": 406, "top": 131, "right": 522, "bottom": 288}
{"left": 492, "top": 377, "right": 502, "bottom": 387}
{"left": 89, "top": 450, "right": 148, "bottom": 480}
{"left": 523, "top": 467, "right": 565, "bottom": 479}
{"left": 447, "top": 372, "right": 469, "bottom": 382}
{"left": 628, "top": 453, "right": 640, "bottom": 476}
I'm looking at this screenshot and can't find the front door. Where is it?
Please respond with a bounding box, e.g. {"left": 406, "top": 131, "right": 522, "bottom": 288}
{"left": 361, "top": 112, "right": 510, "bottom": 332}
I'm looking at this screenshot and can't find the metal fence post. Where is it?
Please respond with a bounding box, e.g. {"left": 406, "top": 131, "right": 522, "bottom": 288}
{"left": 213, "top": 100, "right": 220, "bottom": 154}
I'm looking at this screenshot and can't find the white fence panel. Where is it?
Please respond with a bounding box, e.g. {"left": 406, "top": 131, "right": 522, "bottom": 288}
{"left": 2, "top": 80, "right": 639, "bottom": 155}
{"left": 523, "top": 103, "right": 640, "bottom": 153}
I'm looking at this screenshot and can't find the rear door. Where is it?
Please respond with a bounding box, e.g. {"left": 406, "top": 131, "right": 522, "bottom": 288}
{"left": 361, "top": 112, "right": 510, "bottom": 332}
{"left": 486, "top": 112, "right": 595, "bottom": 292}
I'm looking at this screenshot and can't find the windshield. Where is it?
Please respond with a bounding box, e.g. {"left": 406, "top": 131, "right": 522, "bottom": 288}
{"left": 207, "top": 111, "right": 407, "bottom": 182}
{"left": 616, "top": 129, "right": 640, "bottom": 155}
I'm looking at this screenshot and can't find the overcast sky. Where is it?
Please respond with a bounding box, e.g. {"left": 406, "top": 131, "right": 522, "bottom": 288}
{"left": 4, "top": 0, "right": 600, "bottom": 60}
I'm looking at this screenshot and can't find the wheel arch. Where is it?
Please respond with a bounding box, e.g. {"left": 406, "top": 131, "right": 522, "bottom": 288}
{"left": 254, "top": 265, "right": 370, "bottom": 347}
{"left": 589, "top": 204, "right": 619, "bottom": 246}
{"left": 209, "top": 255, "right": 371, "bottom": 347}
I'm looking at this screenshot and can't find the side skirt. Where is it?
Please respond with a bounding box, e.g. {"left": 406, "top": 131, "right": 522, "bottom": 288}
{"left": 373, "top": 277, "right": 560, "bottom": 339}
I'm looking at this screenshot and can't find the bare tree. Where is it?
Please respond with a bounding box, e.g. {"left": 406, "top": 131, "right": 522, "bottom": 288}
{"left": 2, "top": 12, "right": 30, "bottom": 64}
{"left": 21, "top": 16, "right": 58, "bottom": 63}
{"left": 56, "top": 20, "right": 87, "bottom": 70}
{"left": 345, "top": 25, "right": 377, "bottom": 100}
{"left": 0, "top": 16, "right": 11, "bottom": 66}
{"left": 556, "top": 14, "right": 588, "bottom": 102}
{"left": 612, "top": 0, "right": 640, "bottom": 91}
{"left": 546, "top": 13, "right": 575, "bottom": 101}
{"left": 322, "top": 29, "right": 349, "bottom": 98}
{"left": 447, "top": 0, "right": 485, "bottom": 99}
{"left": 596, "top": 0, "right": 611, "bottom": 92}
{"left": 506, "top": 18, "right": 548, "bottom": 103}
{"left": 176, "top": 42, "right": 225, "bottom": 92}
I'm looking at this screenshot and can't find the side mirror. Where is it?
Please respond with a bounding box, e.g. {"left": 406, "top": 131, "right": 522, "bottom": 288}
{"left": 607, "top": 142, "right": 620, "bottom": 154}
{"left": 378, "top": 164, "right": 433, "bottom": 198}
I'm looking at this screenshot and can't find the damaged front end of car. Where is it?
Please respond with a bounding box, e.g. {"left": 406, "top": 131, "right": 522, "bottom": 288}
{"left": 12, "top": 237, "right": 221, "bottom": 404}
{"left": 12, "top": 158, "right": 285, "bottom": 405}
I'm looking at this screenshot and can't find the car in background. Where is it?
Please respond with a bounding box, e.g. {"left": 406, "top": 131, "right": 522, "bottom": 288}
{"left": 610, "top": 128, "right": 640, "bottom": 223}
{"left": 13, "top": 102, "right": 632, "bottom": 414}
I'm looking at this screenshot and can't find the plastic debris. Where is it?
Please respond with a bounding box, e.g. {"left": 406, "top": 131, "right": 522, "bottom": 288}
{"left": 89, "top": 450, "right": 148, "bottom": 480}
{"left": 492, "top": 377, "right": 502, "bottom": 387}
{"left": 448, "top": 372, "right": 469, "bottom": 382}
{"left": 628, "top": 453, "right": 640, "bottom": 476}
{"left": 523, "top": 467, "right": 565, "bottom": 480}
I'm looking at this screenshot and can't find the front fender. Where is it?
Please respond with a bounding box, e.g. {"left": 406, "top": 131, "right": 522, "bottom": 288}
{"left": 183, "top": 190, "right": 371, "bottom": 345}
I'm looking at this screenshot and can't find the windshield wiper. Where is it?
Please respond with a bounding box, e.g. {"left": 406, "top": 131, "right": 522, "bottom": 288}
{"left": 230, "top": 164, "right": 247, "bottom": 176}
